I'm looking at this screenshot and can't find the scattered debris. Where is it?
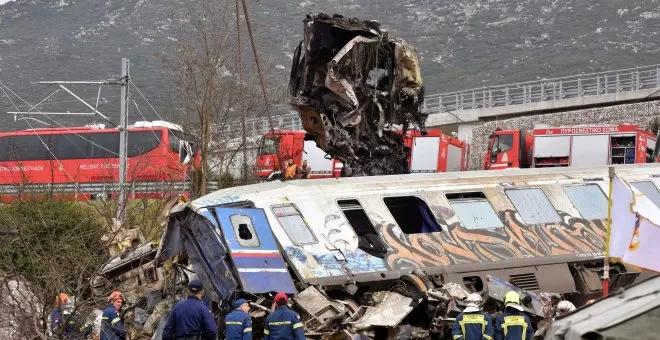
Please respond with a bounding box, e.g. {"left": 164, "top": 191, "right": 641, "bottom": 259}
{"left": 288, "top": 13, "right": 427, "bottom": 176}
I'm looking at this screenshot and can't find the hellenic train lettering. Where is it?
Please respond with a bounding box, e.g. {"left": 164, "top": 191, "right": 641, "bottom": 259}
{"left": 79, "top": 164, "right": 120, "bottom": 170}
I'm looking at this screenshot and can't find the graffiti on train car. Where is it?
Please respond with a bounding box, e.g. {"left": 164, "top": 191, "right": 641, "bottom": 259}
{"left": 382, "top": 209, "right": 607, "bottom": 269}
{"left": 279, "top": 206, "right": 607, "bottom": 276}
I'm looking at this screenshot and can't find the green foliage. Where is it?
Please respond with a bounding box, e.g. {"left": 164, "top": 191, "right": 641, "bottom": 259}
{"left": 0, "top": 200, "right": 107, "bottom": 295}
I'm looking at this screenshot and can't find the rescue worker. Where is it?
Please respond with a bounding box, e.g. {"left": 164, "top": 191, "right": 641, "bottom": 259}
{"left": 284, "top": 159, "right": 297, "bottom": 180}
{"left": 48, "top": 293, "right": 70, "bottom": 337}
{"left": 494, "top": 291, "right": 534, "bottom": 340}
{"left": 297, "top": 160, "right": 311, "bottom": 179}
{"left": 452, "top": 293, "right": 494, "bottom": 340}
{"left": 101, "top": 291, "right": 126, "bottom": 340}
{"left": 263, "top": 292, "right": 305, "bottom": 340}
{"left": 224, "top": 298, "right": 252, "bottom": 340}
{"left": 163, "top": 279, "right": 218, "bottom": 340}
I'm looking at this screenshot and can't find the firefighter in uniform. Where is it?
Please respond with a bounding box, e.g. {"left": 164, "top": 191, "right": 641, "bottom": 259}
{"left": 263, "top": 292, "right": 305, "bottom": 340}
{"left": 452, "top": 293, "right": 494, "bottom": 340}
{"left": 494, "top": 291, "right": 534, "bottom": 340}
{"left": 163, "top": 279, "right": 218, "bottom": 340}
{"left": 224, "top": 298, "right": 252, "bottom": 340}
{"left": 100, "top": 291, "right": 126, "bottom": 340}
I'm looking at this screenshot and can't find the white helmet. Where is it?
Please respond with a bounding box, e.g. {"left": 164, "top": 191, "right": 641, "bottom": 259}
{"left": 463, "top": 293, "right": 483, "bottom": 313}
{"left": 555, "top": 300, "right": 576, "bottom": 316}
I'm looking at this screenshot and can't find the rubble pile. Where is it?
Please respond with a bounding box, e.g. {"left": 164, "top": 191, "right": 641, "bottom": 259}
{"left": 288, "top": 13, "right": 427, "bottom": 176}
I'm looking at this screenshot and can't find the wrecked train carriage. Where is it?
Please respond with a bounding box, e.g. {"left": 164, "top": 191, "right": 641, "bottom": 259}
{"left": 155, "top": 164, "right": 659, "bottom": 337}
{"left": 288, "top": 13, "right": 426, "bottom": 177}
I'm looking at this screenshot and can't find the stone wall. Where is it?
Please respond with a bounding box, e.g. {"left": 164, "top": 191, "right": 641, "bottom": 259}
{"left": 468, "top": 100, "right": 660, "bottom": 170}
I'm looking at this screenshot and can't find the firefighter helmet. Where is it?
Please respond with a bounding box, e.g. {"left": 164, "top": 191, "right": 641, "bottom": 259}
{"left": 504, "top": 291, "right": 524, "bottom": 311}
{"left": 464, "top": 293, "right": 483, "bottom": 313}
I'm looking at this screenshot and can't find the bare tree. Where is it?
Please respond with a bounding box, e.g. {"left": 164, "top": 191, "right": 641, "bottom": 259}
{"left": 159, "top": 0, "right": 282, "bottom": 195}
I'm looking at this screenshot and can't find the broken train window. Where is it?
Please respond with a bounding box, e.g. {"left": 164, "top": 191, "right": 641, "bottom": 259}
{"left": 563, "top": 184, "right": 608, "bottom": 220}
{"left": 383, "top": 196, "right": 442, "bottom": 234}
{"left": 446, "top": 192, "right": 504, "bottom": 230}
{"left": 631, "top": 181, "right": 660, "bottom": 208}
{"left": 505, "top": 188, "right": 561, "bottom": 225}
{"left": 230, "top": 215, "right": 260, "bottom": 248}
{"left": 337, "top": 199, "right": 388, "bottom": 258}
{"left": 271, "top": 204, "right": 318, "bottom": 245}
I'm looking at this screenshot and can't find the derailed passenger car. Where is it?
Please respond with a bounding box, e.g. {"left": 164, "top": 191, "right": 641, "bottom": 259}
{"left": 288, "top": 13, "right": 427, "bottom": 177}
{"left": 155, "top": 164, "right": 660, "bottom": 338}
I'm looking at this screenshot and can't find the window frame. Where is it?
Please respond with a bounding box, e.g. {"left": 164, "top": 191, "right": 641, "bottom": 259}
{"left": 270, "top": 203, "right": 318, "bottom": 246}
{"left": 382, "top": 195, "right": 443, "bottom": 234}
{"left": 562, "top": 184, "right": 608, "bottom": 220}
{"left": 504, "top": 187, "right": 561, "bottom": 225}
{"left": 445, "top": 191, "right": 504, "bottom": 230}
{"left": 229, "top": 214, "right": 261, "bottom": 248}
{"left": 630, "top": 180, "right": 660, "bottom": 207}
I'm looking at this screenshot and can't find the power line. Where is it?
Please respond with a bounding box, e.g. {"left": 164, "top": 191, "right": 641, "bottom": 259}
{"left": 129, "top": 79, "right": 194, "bottom": 186}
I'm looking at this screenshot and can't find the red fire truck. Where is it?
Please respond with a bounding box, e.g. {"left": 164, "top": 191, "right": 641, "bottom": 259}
{"left": 255, "top": 129, "right": 467, "bottom": 179}
{"left": 484, "top": 124, "right": 657, "bottom": 170}
{"left": 0, "top": 121, "right": 196, "bottom": 202}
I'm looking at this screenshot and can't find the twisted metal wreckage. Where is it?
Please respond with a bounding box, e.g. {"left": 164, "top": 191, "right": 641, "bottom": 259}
{"left": 288, "top": 13, "right": 427, "bottom": 176}
{"left": 78, "top": 14, "right": 648, "bottom": 340}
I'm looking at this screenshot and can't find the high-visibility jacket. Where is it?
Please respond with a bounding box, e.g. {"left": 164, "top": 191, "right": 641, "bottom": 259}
{"left": 224, "top": 309, "right": 252, "bottom": 340}
{"left": 452, "top": 311, "right": 494, "bottom": 340}
{"left": 494, "top": 309, "right": 534, "bottom": 340}
{"left": 100, "top": 305, "right": 126, "bottom": 340}
{"left": 263, "top": 306, "right": 305, "bottom": 340}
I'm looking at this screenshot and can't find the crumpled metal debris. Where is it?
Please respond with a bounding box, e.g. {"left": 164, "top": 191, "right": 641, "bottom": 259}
{"left": 350, "top": 291, "right": 414, "bottom": 330}
{"left": 289, "top": 13, "right": 427, "bottom": 176}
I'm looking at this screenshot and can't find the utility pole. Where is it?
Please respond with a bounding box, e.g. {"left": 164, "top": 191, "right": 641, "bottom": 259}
{"left": 117, "top": 58, "right": 130, "bottom": 223}
{"left": 10, "top": 58, "right": 131, "bottom": 224}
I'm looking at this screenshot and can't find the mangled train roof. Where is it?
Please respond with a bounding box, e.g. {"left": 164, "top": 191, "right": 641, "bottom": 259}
{"left": 540, "top": 275, "right": 660, "bottom": 340}
{"left": 189, "top": 163, "right": 660, "bottom": 211}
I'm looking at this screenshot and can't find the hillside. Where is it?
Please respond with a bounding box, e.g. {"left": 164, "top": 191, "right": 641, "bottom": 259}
{"left": 1, "top": 0, "right": 659, "bottom": 130}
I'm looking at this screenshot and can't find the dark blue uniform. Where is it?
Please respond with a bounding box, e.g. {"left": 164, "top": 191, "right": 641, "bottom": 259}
{"left": 224, "top": 309, "right": 252, "bottom": 340}
{"left": 263, "top": 305, "right": 305, "bottom": 340}
{"left": 452, "top": 311, "right": 494, "bottom": 340}
{"left": 494, "top": 309, "right": 534, "bottom": 340}
{"left": 100, "top": 305, "right": 126, "bottom": 340}
{"left": 163, "top": 296, "right": 218, "bottom": 340}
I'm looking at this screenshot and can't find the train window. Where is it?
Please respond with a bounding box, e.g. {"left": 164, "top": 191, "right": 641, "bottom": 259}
{"left": 7, "top": 135, "right": 51, "bottom": 161}
{"left": 230, "top": 215, "right": 260, "bottom": 248}
{"left": 383, "top": 196, "right": 442, "bottom": 234}
{"left": 53, "top": 134, "right": 91, "bottom": 159}
{"left": 128, "top": 131, "right": 162, "bottom": 157}
{"left": 563, "top": 184, "right": 608, "bottom": 219}
{"left": 271, "top": 204, "right": 317, "bottom": 245}
{"left": 505, "top": 188, "right": 561, "bottom": 225}
{"left": 0, "top": 137, "right": 8, "bottom": 161}
{"left": 446, "top": 192, "right": 504, "bottom": 229}
{"left": 337, "top": 199, "right": 388, "bottom": 258}
{"left": 89, "top": 132, "right": 120, "bottom": 158}
{"left": 631, "top": 181, "right": 660, "bottom": 207}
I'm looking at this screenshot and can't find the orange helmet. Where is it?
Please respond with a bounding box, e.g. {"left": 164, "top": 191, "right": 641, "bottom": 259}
{"left": 107, "top": 291, "right": 125, "bottom": 303}
{"left": 55, "top": 293, "right": 70, "bottom": 305}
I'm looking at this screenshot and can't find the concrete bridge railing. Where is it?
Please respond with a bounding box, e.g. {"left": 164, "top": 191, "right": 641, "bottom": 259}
{"left": 424, "top": 64, "right": 660, "bottom": 114}
{"left": 218, "top": 64, "right": 660, "bottom": 135}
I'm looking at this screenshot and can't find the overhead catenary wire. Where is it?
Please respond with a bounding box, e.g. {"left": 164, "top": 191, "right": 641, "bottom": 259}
{"left": 1, "top": 80, "right": 191, "bottom": 197}
{"left": 0, "top": 81, "right": 122, "bottom": 157}
{"left": 0, "top": 81, "right": 96, "bottom": 198}
{"left": 129, "top": 81, "right": 194, "bottom": 187}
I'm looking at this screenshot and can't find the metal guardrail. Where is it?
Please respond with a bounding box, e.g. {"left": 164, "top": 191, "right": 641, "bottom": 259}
{"left": 218, "top": 64, "right": 660, "bottom": 134}
{"left": 214, "top": 114, "right": 302, "bottom": 139}
{"left": 424, "top": 64, "right": 660, "bottom": 114}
